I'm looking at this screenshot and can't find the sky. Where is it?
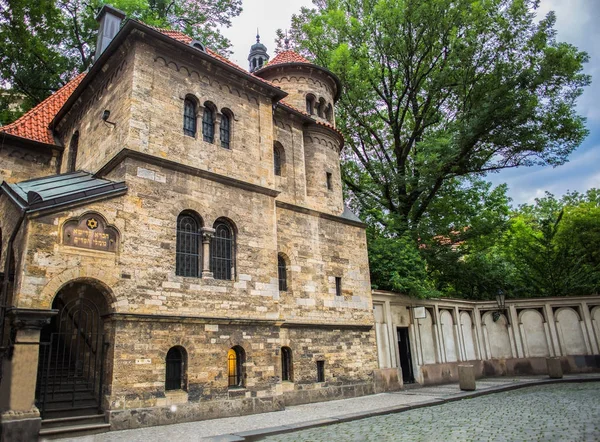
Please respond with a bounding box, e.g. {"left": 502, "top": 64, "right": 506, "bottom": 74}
{"left": 221, "top": 0, "right": 599, "bottom": 206}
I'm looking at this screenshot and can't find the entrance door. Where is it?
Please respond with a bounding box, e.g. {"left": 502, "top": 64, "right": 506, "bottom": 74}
{"left": 397, "top": 327, "right": 415, "bottom": 383}
{"left": 36, "top": 284, "right": 108, "bottom": 417}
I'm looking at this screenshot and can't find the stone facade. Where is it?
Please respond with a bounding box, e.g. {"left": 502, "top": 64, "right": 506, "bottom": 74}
{"left": 373, "top": 291, "right": 600, "bottom": 386}
{"left": 0, "top": 15, "right": 380, "bottom": 435}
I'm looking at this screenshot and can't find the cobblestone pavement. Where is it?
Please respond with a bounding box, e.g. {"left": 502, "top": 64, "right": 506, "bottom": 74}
{"left": 263, "top": 382, "right": 600, "bottom": 442}
{"left": 54, "top": 375, "right": 600, "bottom": 442}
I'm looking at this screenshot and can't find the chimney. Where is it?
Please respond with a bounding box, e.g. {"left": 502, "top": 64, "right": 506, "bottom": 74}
{"left": 95, "top": 5, "right": 126, "bottom": 60}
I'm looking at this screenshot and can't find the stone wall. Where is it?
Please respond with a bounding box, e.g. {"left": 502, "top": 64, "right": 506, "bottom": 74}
{"left": 373, "top": 292, "right": 600, "bottom": 385}
{"left": 0, "top": 141, "right": 59, "bottom": 185}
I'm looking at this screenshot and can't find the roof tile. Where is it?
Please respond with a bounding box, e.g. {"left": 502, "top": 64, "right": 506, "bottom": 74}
{"left": 268, "top": 50, "right": 311, "bottom": 66}
{"left": 1, "top": 73, "right": 86, "bottom": 145}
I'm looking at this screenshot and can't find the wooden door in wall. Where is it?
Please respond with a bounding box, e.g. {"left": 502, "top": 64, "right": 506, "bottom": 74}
{"left": 397, "top": 327, "right": 415, "bottom": 384}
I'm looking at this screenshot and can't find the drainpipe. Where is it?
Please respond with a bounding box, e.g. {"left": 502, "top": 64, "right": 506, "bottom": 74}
{"left": 0, "top": 208, "right": 27, "bottom": 385}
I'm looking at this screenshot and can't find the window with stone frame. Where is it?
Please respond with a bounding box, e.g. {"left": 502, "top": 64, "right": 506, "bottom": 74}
{"left": 316, "top": 360, "right": 325, "bottom": 382}
{"left": 273, "top": 142, "right": 285, "bottom": 176}
{"left": 220, "top": 110, "right": 232, "bottom": 149}
{"left": 281, "top": 347, "right": 293, "bottom": 381}
{"left": 202, "top": 103, "right": 215, "bottom": 143}
{"left": 165, "top": 346, "right": 187, "bottom": 391}
{"left": 317, "top": 98, "right": 326, "bottom": 118}
{"left": 324, "top": 104, "right": 333, "bottom": 122}
{"left": 183, "top": 97, "right": 197, "bottom": 137}
{"left": 306, "top": 94, "right": 316, "bottom": 115}
{"left": 176, "top": 212, "right": 201, "bottom": 277}
{"left": 67, "top": 131, "right": 79, "bottom": 172}
{"left": 326, "top": 172, "right": 333, "bottom": 190}
{"left": 278, "top": 254, "right": 287, "bottom": 291}
{"left": 335, "top": 276, "right": 342, "bottom": 296}
{"left": 228, "top": 346, "right": 245, "bottom": 388}
{"left": 211, "top": 219, "right": 235, "bottom": 280}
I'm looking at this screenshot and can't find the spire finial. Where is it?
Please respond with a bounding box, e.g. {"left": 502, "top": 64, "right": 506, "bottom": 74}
{"left": 256, "top": 28, "right": 260, "bottom": 43}
{"left": 284, "top": 30, "right": 290, "bottom": 50}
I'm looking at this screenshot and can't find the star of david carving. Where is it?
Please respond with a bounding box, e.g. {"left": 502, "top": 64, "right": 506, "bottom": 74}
{"left": 86, "top": 218, "right": 99, "bottom": 230}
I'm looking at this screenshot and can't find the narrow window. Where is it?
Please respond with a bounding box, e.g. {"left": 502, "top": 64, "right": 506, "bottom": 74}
{"left": 326, "top": 172, "right": 333, "bottom": 190}
{"left": 183, "top": 98, "right": 197, "bottom": 136}
{"left": 176, "top": 212, "right": 201, "bottom": 277}
{"left": 67, "top": 131, "right": 79, "bottom": 172}
{"left": 212, "top": 219, "right": 234, "bottom": 280}
{"left": 274, "top": 143, "right": 284, "bottom": 176}
{"left": 316, "top": 360, "right": 325, "bottom": 382}
{"left": 278, "top": 254, "right": 287, "bottom": 291}
{"left": 281, "top": 347, "right": 293, "bottom": 381}
{"left": 203, "top": 104, "right": 215, "bottom": 143}
{"left": 306, "top": 94, "right": 315, "bottom": 115}
{"left": 325, "top": 104, "right": 333, "bottom": 122}
{"left": 318, "top": 98, "right": 326, "bottom": 118}
{"left": 228, "top": 346, "right": 245, "bottom": 388}
{"left": 220, "top": 111, "right": 231, "bottom": 149}
{"left": 166, "top": 347, "right": 186, "bottom": 391}
{"left": 335, "top": 276, "right": 342, "bottom": 296}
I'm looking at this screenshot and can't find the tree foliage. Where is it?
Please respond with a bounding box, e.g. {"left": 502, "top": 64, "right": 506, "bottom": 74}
{"left": 0, "top": 0, "right": 242, "bottom": 124}
{"left": 282, "top": 0, "right": 591, "bottom": 298}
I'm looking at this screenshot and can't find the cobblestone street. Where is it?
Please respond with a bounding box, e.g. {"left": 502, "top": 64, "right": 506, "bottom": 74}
{"left": 263, "top": 382, "right": 600, "bottom": 442}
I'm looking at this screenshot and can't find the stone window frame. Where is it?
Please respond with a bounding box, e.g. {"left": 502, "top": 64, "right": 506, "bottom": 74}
{"left": 175, "top": 211, "right": 203, "bottom": 278}
{"left": 67, "top": 131, "right": 79, "bottom": 172}
{"left": 202, "top": 101, "right": 217, "bottom": 143}
{"left": 324, "top": 103, "right": 333, "bottom": 123}
{"left": 273, "top": 141, "right": 285, "bottom": 177}
{"left": 165, "top": 345, "right": 188, "bottom": 391}
{"left": 306, "top": 93, "right": 316, "bottom": 115}
{"left": 281, "top": 346, "right": 293, "bottom": 382}
{"left": 277, "top": 253, "right": 288, "bottom": 292}
{"left": 183, "top": 95, "right": 198, "bottom": 137}
{"left": 228, "top": 345, "right": 246, "bottom": 388}
{"left": 316, "top": 360, "right": 325, "bottom": 383}
{"left": 211, "top": 217, "right": 237, "bottom": 281}
{"left": 335, "top": 276, "right": 342, "bottom": 297}
{"left": 326, "top": 171, "right": 333, "bottom": 190}
{"left": 317, "top": 97, "right": 326, "bottom": 118}
{"left": 220, "top": 108, "right": 233, "bottom": 149}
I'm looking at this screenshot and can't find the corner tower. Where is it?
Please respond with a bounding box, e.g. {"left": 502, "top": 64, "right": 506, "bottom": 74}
{"left": 255, "top": 51, "right": 344, "bottom": 215}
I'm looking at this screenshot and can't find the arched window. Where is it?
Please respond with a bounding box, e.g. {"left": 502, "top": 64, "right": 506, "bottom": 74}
{"left": 67, "top": 131, "right": 79, "bottom": 172}
{"left": 176, "top": 212, "right": 201, "bottom": 277}
{"left": 228, "top": 346, "right": 245, "bottom": 388}
{"left": 203, "top": 103, "right": 215, "bottom": 143}
{"left": 325, "top": 104, "right": 333, "bottom": 122}
{"left": 211, "top": 219, "right": 235, "bottom": 280}
{"left": 281, "top": 347, "right": 293, "bottom": 381}
{"left": 317, "top": 98, "right": 326, "bottom": 118}
{"left": 165, "top": 346, "right": 186, "bottom": 391}
{"left": 306, "top": 94, "right": 315, "bottom": 115}
{"left": 273, "top": 142, "right": 284, "bottom": 176}
{"left": 220, "top": 110, "right": 231, "bottom": 149}
{"left": 278, "top": 254, "right": 287, "bottom": 291}
{"left": 183, "top": 97, "right": 197, "bottom": 137}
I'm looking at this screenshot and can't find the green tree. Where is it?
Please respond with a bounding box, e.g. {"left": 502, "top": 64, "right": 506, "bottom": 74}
{"left": 0, "top": 0, "right": 242, "bottom": 124}
{"left": 503, "top": 191, "right": 600, "bottom": 297}
{"left": 283, "top": 0, "right": 589, "bottom": 233}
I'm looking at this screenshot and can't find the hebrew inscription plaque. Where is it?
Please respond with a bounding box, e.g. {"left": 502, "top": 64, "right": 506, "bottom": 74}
{"left": 63, "top": 214, "right": 118, "bottom": 252}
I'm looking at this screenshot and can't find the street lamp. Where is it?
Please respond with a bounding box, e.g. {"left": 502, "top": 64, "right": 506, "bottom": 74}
{"left": 492, "top": 290, "right": 506, "bottom": 322}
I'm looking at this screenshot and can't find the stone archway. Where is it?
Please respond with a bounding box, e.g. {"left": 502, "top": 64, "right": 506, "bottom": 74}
{"left": 36, "top": 280, "right": 111, "bottom": 418}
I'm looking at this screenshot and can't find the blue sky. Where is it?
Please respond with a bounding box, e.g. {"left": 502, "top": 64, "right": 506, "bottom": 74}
{"left": 224, "top": 0, "right": 599, "bottom": 206}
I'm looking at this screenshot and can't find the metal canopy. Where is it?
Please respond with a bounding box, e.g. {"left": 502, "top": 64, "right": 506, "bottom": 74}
{"left": 2, "top": 171, "right": 127, "bottom": 213}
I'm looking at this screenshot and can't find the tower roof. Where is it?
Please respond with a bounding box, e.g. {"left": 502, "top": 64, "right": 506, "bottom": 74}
{"left": 254, "top": 50, "right": 342, "bottom": 101}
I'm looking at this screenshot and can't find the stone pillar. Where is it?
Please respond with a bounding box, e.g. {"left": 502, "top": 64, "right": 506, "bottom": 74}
{"left": 201, "top": 227, "right": 215, "bottom": 279}
{"left": 0, "top": 308, "right": 57, "bottom": 442}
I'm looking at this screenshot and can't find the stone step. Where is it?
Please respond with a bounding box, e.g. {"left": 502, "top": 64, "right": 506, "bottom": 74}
{"left": 42, "top": 405, "right": 101, "bottom": 420}
{"left": 41, "top": 413, "right": 106, "bottom": 429}
{"left": 38, "top": 422, "right": 110, "bottom": 440}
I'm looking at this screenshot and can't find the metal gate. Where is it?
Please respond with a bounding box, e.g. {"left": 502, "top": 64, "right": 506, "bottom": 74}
{"left": 36, "top": 295, "right": 107, "bottom": 417}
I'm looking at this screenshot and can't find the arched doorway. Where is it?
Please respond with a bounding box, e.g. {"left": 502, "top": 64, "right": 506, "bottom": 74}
{"left": 36, "top": 280, "right": 110, "bottom": 417}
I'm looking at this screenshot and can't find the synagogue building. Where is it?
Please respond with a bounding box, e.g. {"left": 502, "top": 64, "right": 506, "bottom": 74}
{"left": 0, "top": 6, "right": 391, "bottom": 440}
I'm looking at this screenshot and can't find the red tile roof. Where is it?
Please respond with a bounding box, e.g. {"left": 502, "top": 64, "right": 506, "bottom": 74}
{"left": 1, "top": 73, "right": 86, "bottom": 145}
{"left": 268, "top": 50, "right": 311, "bottom": 66}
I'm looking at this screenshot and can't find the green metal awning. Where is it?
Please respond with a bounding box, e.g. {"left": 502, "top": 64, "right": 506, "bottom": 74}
{"left": 1, "top": 171, "right": 127, "bottom": 213}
